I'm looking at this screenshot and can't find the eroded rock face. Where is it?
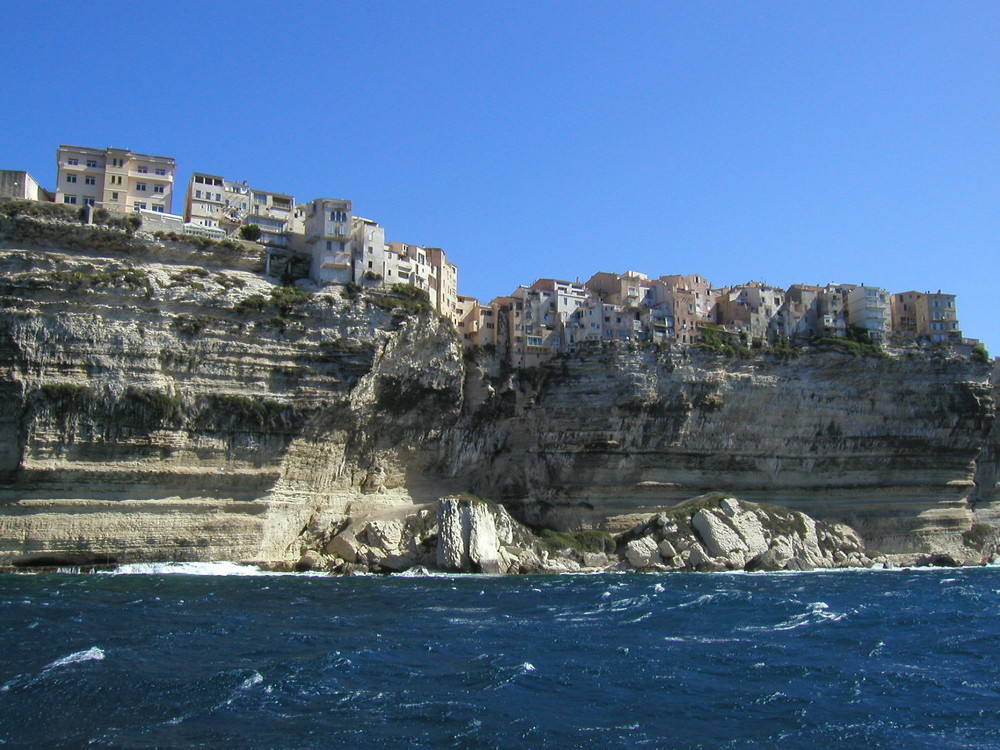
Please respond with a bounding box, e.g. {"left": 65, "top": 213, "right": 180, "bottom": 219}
{"left": 0, "top": 240, "right": 465, "bottom": 567}
{"left": 449, "top": 346, "right": 996, "bottom": 555}
{"left": 436, "top": 495, "right": 533, "bottom": 574}
{"left": 0, "top": 230, "right": 997, "bottom": 567}
{"left": 619, "top": 495, "right": 873, "bottom": 572}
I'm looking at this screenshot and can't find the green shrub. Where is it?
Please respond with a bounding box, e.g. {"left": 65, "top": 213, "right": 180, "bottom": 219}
{"left": 0, "top": 200, "right": 79, "bottom": 221}
{"left": 239, "top": 224, "right": 262, "bottom": 241}
{"left": 196, "top": 394, "right": 295, "bottom": 432}
{"left": 35, "top": 383, "right": 95, "bottom": 425}
{"left": 540, "top": 529, "right": 616, "bottom": 555}
{"left": 269, "top": 285, "right": 312, "bottom": 314}
{"left": 375, "top": 375, "right": 455, "bottom": 414}
{"left": 234, "top": 294, "right": 267, "bottom": 315}
{"left": 972, "top": 343, "right": 990, "bottom": 363}
{"left": 172, "top": 315, "right": 213, "bottom": 336}
{"left": 117, "top": 387, "right": 185, "bottom": 427}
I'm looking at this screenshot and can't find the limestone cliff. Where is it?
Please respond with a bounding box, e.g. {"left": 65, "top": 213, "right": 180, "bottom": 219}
{"left": 0, "top": 233, "right": 465, "bottom": 566}
{"left": 451, "top": 346, "right": 997, "bottom": 555}
{"left": 0, "top": 224, "right": 996, "bottom": 568}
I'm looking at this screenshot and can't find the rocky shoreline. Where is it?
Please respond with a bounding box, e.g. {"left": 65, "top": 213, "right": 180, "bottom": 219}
{"left": 279, "top": 493, "right": 999, "bottom": 577}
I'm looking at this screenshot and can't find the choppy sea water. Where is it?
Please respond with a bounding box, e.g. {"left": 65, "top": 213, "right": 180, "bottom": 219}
{"left": 3, "top": 565, "right": 1000, "bottom": 749}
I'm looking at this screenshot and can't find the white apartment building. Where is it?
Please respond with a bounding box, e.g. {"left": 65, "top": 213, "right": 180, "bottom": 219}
{"left": 846, "top": 285, "right": 891, "bottom": 343}
{"left": 383, "top": 242, "right": 459, "bottom": 317}
{"left": 299, "top": 198, "right": 354, "bottom": 284}
{"left": 55, "top": 145, "right": 175, "bottom": 214}
{"left": 185, "top": 173, "right": 295, "bottom": 247}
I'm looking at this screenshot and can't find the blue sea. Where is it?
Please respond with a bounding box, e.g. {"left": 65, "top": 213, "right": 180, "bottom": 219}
{"left": 2, "top": 564, "right": 1000, "bottom": 749}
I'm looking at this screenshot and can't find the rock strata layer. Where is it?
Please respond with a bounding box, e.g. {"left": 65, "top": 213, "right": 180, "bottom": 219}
{"left": 0, "top": 229, "right": 997, "bottom": 568}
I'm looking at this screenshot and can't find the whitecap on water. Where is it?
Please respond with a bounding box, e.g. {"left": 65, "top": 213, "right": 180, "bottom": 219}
{"left": 44, "top": 646, "right": 105, "bottom": 670}
{"left": 102, "top": 561, "right": 328, "bottom": 577}
{"left": 742, "top": 601, "right": 848, "bottom": 632}
{"left": 239, "top": 671, "right": 264, "bottom": 690}
{"left": 522, "top": 662, "right": 536, "bottom": 673}
{"left": 653, "top": 583, "right": 665, "bottom": 593}
{"left": 673, "top": 593, "right": 717, "bottom": 609}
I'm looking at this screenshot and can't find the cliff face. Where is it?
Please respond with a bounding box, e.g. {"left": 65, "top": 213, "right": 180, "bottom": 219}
{"left": 0, "top": 233, "right": 996, "bottom": 566}
{"left": 0, "top": 240, "right": 465, "bottom": 566}
{"left": 452, "top": 347, "right": 997, "bottom": 554}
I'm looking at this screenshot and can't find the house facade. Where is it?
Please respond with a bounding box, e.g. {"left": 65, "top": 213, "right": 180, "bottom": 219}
{"left": 55, "top": 145, "right": 175, "bottom": 214}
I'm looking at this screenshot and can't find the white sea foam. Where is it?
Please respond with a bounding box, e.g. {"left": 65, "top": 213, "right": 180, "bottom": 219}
{"left": 240, "top": 671, "right": 264, "bottom": 690}
{"left": 102, "top": 561, "right": 328, "bottom": 577}
{"left": 742, "top": 601, "right": 847, "bottom": 632}
{"left": 44, "top": 646, "right": 105, "bottom": 670}
{"left": 664, "top": 635, "right": 742, "bottom": 644}
{"left": 522, "top": 662, "right": 536, "bottom": 672}
{"left": 674, "top": 593, "right": 717, "bottom": 609}
{"left": 653, "top": 583, "right": 666, "bottom": 593}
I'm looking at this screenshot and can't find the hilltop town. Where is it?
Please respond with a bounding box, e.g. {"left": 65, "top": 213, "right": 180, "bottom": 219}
{"left": 0, "top": 145, "right": 983, "bottom": 367}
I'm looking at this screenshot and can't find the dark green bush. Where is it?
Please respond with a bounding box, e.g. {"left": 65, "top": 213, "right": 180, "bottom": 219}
{"left": 239, "top": 224, "right": 262, "bottom": 241}
{"left": 196, "top": 394, "right": 295, "bottom": 432}
{"left": 269, "top": 285, "right": 312, "bottom": 313}
{"left": 540, "top": 529, "right": 616, "bottom": 555}
{"left": 234, "top": 294, "right": 267, "bottom": 315}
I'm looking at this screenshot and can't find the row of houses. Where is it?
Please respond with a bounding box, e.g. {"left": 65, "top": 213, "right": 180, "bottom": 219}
{"left": 2, "top": 146, "right": 972, "bottom": 364}
{"left": 1, "top": 146, "right": 460, "bottom": 320}
{"left": 456, "top": 271, "right": 970, "bottom": 367}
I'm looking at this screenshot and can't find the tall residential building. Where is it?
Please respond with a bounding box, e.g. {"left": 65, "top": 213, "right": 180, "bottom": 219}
{"left": 892, "top": 291, "right": 962, "bottom": 344}
{"left": 845, "top": 285, "right": 891, "bottom": 343}
{"left": 300, "top": 198, "right": 354, "bottom": 284}
{"left": 713, "top": 282, "right": 785, "bottom": 344}
{"left": 184, "top": 173, "right": 296, "bottom": 247}
{"left": 425, "top": 247, "right": 460, "bottom": 321}
{"left": 55, "top": 145, "right": 175, "bottom": 213}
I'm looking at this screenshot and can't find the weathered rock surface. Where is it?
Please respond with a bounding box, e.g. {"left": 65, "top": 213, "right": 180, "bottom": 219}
{"left": 449, "top": 344, "right": 998, "bottom": 557}
{"left": 618, "top": 494, "right": 873, "bottom": 572}
{"left": 0, "top": 234, "right": 465, "bottom": 567}
{"left": 0, "top": 224, "right": 997, "bottom": 568}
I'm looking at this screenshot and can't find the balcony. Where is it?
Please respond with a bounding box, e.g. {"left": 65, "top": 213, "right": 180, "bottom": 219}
{"left": 129, "top": 170, "right": 173, "bottom": 181}
{"left": 321, "top": 252, "right": 352, "bottom": 269}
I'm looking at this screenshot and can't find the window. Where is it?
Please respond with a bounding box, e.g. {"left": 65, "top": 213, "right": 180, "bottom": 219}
{"left": 368, "top": 261, "right": 373, "bottom": 269}
{"left": 155, "top": 168, "right": 166, "bottom": 176}
{"left": 152, "top": 205, "right": 164, "bottom": 213}
{"left": 66, "top": 174, "right": 77, "bottom": 183}
{"left": 136, "top": 183, "right": 147, "bottom": 191}
{"left": 134, "top": 202, "right": 147, "bottom": 211}
{"left": 63, "top": 195, "right": 77, "bottom": 204}
{"left": 82, "top": 197, "right": 95, "bottom": 206}
{"left": 111, "top": 192, "right": 119, "bottom": 200}
{"left": 86, "top": 159, "right": 98, "bottom": 168}
{"left": 195, "top": 190, "right": 202, "bottom": 199}
{"left": 85, "top": 176, "right": 96, "bottom": 185}
{"left": 67, "top": 158, "right": 79, "bottom": 165}
{"left": 326, "top": 241, "right": 332, "bottom": 251}
{"left": 138, "top": 166, "right": 148, "bottom": 173}
{"left": 215, "top": 193, "right": 221, "bottom": 201}
{"left": 153, "top": 185, "right": 164, "bottom": 193}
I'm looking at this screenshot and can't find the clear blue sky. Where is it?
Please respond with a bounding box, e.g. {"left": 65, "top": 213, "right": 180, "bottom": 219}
{"left": 2, "top": 1, "right": 998, "bottom": 352}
